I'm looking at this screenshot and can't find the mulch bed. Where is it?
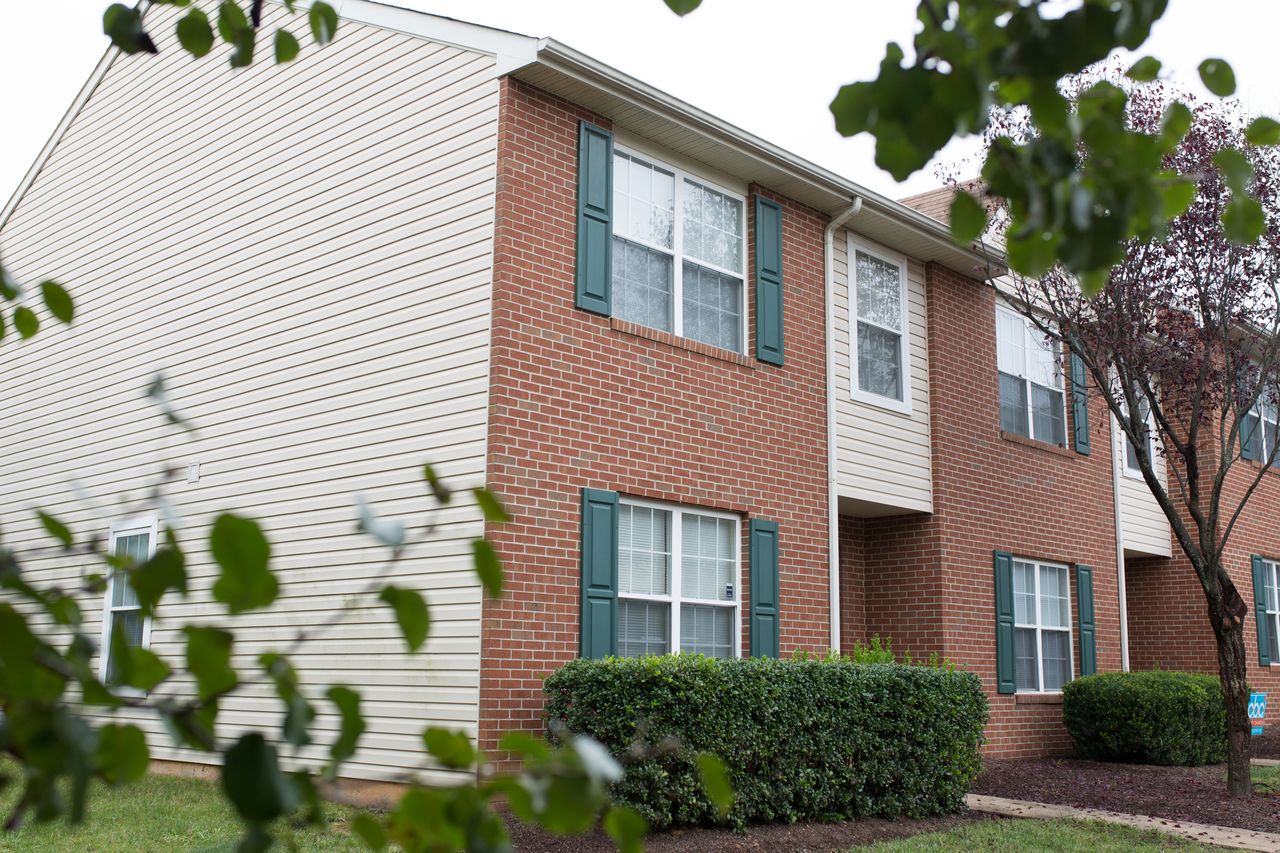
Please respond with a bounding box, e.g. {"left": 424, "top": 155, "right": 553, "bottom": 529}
{"left": 975, "top": 757, "right": 1280, "bottom": 834}
{"left": 1253, "top": 730, "right": 1280, "bottom": 759}
{"left": 507, "top": 812, "right": 998, "bottom": 852}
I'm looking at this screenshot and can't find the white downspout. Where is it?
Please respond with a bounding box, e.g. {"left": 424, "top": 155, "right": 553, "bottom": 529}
{"left": 825, "top": 197, "right": 863, "bottom": 652}
{"left": 1110, "top": 414, "right": 1132, "bottom": 670}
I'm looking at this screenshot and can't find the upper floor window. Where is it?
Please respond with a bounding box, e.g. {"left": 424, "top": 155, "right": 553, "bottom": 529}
{"left": 616, "top": 498, "right": 740, "bottom": 659}
{"left": 850, "top": 240, "right": 910, "bottom": 411}
{"left": 1121, "top": 392, "right": 1154, "bottom": 478}
{"left": 1243, "top": 392, "right": 1279, "bottom": 463}
{"left": 100, "top": 517, "right": 157, "bottom": 686}
{"left": 997, "top": 306, "right": 1065, "bottom": 446}
{"left": 611, "top": 150, "right": 746, "bottom": 353}
{"left": 1013, "top": 558, "right": 1073, "bottom": 692}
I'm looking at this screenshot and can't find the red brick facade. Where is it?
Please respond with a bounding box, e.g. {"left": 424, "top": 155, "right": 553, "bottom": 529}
{"left": 479, "top": 79, "right": 833, "bottom": 764}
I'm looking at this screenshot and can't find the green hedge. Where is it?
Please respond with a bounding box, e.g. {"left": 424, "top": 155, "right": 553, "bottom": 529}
{"left": 543, "top": 655, "right": 988, "bottom": 830}
{"left": 1062, "top": 671, "right": 1226, "bottom": 766}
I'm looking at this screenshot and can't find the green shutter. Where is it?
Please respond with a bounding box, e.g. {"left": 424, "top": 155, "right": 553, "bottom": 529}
{"left": 1070, "top": 353, "right": 1091, "bottom": 456}
{"left": 754, "top": 196, "right": 784, "bottom": 366}
{"left": 994, "top": 551, "right": 1016, "bottom": 694}
{"left": 1253, "top": 555, "right": 1271, "bottom": 666}
{"left": 575, "top": 122, "right": 613, "bottom": 316}
{"left": 749, "top": 519, "right": 780, "bottom": 658}
{"left": 1076, "top": 564, "right": 1097, "bottom": 676}
{"left": 580, "top": 488, "right": 619, "bottom": 659}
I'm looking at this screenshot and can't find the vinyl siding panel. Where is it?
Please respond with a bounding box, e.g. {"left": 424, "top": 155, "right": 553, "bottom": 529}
{"left": 1116, "top": 421, "right": 1173, "bottom": 558}
{"left": 0, "top": 4, "right": 500, "bottom": 784}
{"left": 833, "top": 228, "right": 934, "bottom": 514}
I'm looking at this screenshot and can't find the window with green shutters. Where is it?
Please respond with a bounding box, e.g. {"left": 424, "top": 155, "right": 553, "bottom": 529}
{"left": 994, "top": 551, "right": 1078, "bottom": 693}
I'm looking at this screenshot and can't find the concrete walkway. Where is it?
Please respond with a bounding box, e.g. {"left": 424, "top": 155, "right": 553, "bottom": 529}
{"left": 1253, "top": 758, "right": 1280, "bottom": 768}
{"left": 966, "top": 793, "right": 1280, "bottom": 852}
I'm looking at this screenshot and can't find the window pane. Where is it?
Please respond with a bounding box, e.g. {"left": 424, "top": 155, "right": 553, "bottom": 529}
{"left": 1039, "top": 565, "right": 1070, "bottom": 629}
{"left": 681, "top": 514, "right": 735, "bottom": 602}
{"left": 114, "top": 532, "right": 150, "bottom": 564}
{"left": 857, "top": 322, "right": 903, "bottom": 401}
{"left": 1041, "top": 630, "right": 1072, "bottom": 690}
{"left": 1265, "top": 563, "right": 1279, "bottom": 614}
{"left": 112, "top": 574, "right": 140, "bottom": 608}
{"left": 1027, "top": 333, "right": 1062, "bottom": 390}
{"left": 1015, "top": 628, "right": 1039, "bottom": 691}
{"left": 855, "top": 251, "right": 901, "bottom": 331}
{"left": 681, "top": 262, "right": 742, "bottom": 352}
{"left": 618, "top": 600, "right": 670, "bottom": 658}
{"left": 613, "top": 154, "right": 674, "bottom": 249}
{"left": 1013, "top": 561, "right": 1036, "bottom": 624}
{"left": 996, "top": 311, "right": 1026, "bottom": 377}
{"left": 619, "top": 505, "right": 670, "bottom": 596}
{"left": 1031, "top": 385, "right": 1066, "bottom": 446}
{"left": 683, "top": 181, "right": 743, "bottom": 273}
{"left": 1000, "top": 373, "right": 1029, "bottom": 436}
{"left": 1271, "top": 614, "right": 1280, "bottom": 664}
{"left": 680, "top": 604, "right": 733, "bottom": 658}
{"left": 613, "top": 238, "right": 672, "bottom": 332}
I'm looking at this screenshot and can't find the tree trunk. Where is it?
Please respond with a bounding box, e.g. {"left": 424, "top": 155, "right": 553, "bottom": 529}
{"left": 1214, "top": 616, "right": 1253, "bottom": 798}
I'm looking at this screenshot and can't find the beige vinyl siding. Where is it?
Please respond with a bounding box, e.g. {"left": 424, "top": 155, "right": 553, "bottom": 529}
{"left": 833, "top": 229, "right": 934, "bottom": 515}
{"left": 0, "top": 4, "right": 500, "bottom": 784}
{"left": 1116, "top": 420, "right": 1173, "bottom": 558}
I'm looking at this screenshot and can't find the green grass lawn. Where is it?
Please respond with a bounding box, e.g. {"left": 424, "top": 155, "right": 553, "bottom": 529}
{"left": 0, "top": 767, "right": 368, "bottom": 852}
{"left": 1253, "top": 764, "right": 1280, "bottom": 794}
{"left": 858, "top": 817, "right": 1219, "bottom": 851}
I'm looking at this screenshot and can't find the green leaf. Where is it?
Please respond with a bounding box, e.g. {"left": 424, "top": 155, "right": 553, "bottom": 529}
{"left": 129, "top": 541, "right": 188, "bottom": 618}
{"left": 222, "top": 733, "right": 297, "bottom": 823}
{"left": 421, "top": 464, "right": 452, "bottom": 504}
{"left": 1247, "top": 116, "right": 1280, "bottom": 147}
{"left": 696, "top": 752, "right": 734, "bottom": 820}
{"left": 229, "top": 26, "right": 256, "bottom": 68}
{"left": 95, "top": 724, "right": 149, "bottom": 786}
{"left": 36, "top": 511, "right": 72, "bottom": 548}
{"left": 261, "top": 654, "right": 314, "bottom": 748}
{"left": 1125, "top": 57, "right": 1162, "bottom": 82}
{"left": 210, "top": 514, "right": 277, "bottom": 614}
{"left": 185, "top": 626, "right": 237, "bottom": 701}
{"left": 1198, "top": 58, "right": 1236, "bottom": 97}
{"left": 471, "top": 538, "right": 503, "bottom": 597}
{"left": 326, "top": 686, "right": 365, "bottom": 776}
{"left": 39, "top": 281, "right": 73, "bottom": 324}
{"left": 309, "top": 2, "right": 339, "bottom": 45}
{"left": 1223, "top": 196, "right": 1266, "bottom": 244}
{"left": 603, "top": 806, "right": 647, "bottom": 853}
{"left": 472, "top": 488, "right": 511, "bottom": 524}
{"left": 422, "top": 728, "right": 476, "bottom": 770}
{"left": 663, "top": 0, "right": 702, "bottom": 14}
{"left": 379, "top": 586, "right": 430, "bottom": 652}
{"left": 103, "top": 4, "right": 157, "bottom": 54}
{"left": 1213, "top": 148, "right": 1254, "bottom": 192}
{"left": 110, "top": 627, "right": 171, "bottom": 692}
{"left": 351, "top": 814, "right": 388, "bottom": 850}
{"left": 948, "top": 191, "right": 987, "bottom": 244}
{"left": 217, "top": 1, "right": 250, "bottom": 43}
{"left": 274, "top": 29, "right": 300, "bottom": 63}
{"left": 1159, "top": 179, "right": 1197, "bottom": 220}
{"left": 176, "top": 9, "right": 215, "bottom": 58}
{"left": 13, "top": 306, "right": 38, "bottom": 339}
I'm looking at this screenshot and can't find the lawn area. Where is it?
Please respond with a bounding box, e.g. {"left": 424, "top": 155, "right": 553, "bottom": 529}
{"left": 1253, "top": 765, "right": 1280, "bottom": 794}
{"left": 0, "top": 766, "right": 367, "bottom": 852}
{"left": 858, "top": 817, "right": 1219, "bottom": 851}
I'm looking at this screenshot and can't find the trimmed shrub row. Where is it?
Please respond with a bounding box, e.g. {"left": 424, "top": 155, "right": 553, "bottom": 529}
{"left": 1063, "top": 671, "right": 1226, "bottom": 766}
{"left": 543, "top": 655, "right": 988, "bottom": 829}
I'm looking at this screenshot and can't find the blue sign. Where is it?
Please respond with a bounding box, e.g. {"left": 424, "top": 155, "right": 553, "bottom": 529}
{"left": 1249, "top": 692, "right": 1267, "bottom": 721}
{"left": 1254, "top": 726, "right": 1265, "bottom": 736}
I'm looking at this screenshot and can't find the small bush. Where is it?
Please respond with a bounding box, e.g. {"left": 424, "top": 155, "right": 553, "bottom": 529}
{"left": 543, "top": 655, "right": 988, "bottom": 830}
{"left": 1063, "top": 671, "right": 1226, "bottom": 766}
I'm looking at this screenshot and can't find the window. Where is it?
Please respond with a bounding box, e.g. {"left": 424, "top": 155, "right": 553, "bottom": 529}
{"left": 1121, "top": 392, "right": 1154, "bottom": 478}
{"left": 616, "top": 499, "right": 740, "bottom": 659}
{"left": 997, "top": 307, "right": 1066, "bottom": 446}
{"left": 850, "top": 240, "right": 910, "bottom": 410}
{"left": 1244, "top": 391, "right": 1280, "bottom": 463}
{"left": 100, "top": 517, "right": 157, "bottom": 685}
{"left": 1012, "top": 558, "right": 1074, "bottom": 692}
{"left": 1262, "top": 558, "right": 1280, "bottom": 663}
{"left": 611, "top": 149, "right": 746, "bottom": 352}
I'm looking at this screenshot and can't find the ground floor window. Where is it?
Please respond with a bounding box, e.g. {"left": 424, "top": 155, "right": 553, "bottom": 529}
{"left": 616, "top": 499, "right": 740, "bottom": 659}
{"left": 100, "top": 517, "right": 156, "bottom": 685}
{"left": 1012, "top": 557, "right": 1073, "bottom": 692}
{"left": 1262, "top": 558, "right": 1280, "bottom": 662}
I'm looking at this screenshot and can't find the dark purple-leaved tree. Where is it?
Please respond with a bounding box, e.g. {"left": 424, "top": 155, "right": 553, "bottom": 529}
{"left": 966, "top": 72, "right": 1280, "bottom": 797}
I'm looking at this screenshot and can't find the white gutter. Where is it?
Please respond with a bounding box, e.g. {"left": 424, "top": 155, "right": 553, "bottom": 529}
{"left": 1110, "top": 414, "right": 1131, "bottom": 670}
{"left": 825, "top": 198, "right": 863, "bottom": 652}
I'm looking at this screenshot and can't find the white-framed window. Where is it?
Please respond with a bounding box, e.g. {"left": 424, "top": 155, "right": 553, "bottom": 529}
{"left": 616, "top": 498, "right": 741, "bottom": 659}
{"left": 849, "top": 237, "right": 911, "bottom": 412}
{"left": 611, "top": 148, "right": 747, "bottom": 353}
{"left": 99, "top": 516, "right": 158, "bottom": 686}
{"left": 1243, "top": 392, "right": 1279, "bottom": 463}
{"left": 1261, "top": 558, "right": 1280, "bottom": 662}
{"left": 1012, "top": 557, "right": 1074, "bottom": 693}
{"left": 1121, "top": 392, "right": 1154, "bottom": 478}
{"left": 997, "top": 306, "right": 1066, "bottom": 446}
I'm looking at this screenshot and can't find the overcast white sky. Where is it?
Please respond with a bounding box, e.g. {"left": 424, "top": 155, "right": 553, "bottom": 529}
{"left": 2, "top": 1, "right": 1278, "bottom": 206}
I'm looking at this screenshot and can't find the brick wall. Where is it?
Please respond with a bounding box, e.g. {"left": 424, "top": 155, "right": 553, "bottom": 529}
{"left": 478, "top": 78, "right": 833, "bottom": 766}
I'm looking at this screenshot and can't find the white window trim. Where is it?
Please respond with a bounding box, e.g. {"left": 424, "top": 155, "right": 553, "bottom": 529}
{"left": 1264, "top": 559, "right": 1280, "bottom": 664}
{"left": 99, "top": 515, "right": 159, "bottom": 691}
{"left": 617, "top": 496, "right": 742, "bottom": 659}
{"left": 1012, "top": 557, "right": 1075, "bottom": 695}
{"left": 848, "top": 235, "right": 913, "bottom": 415}
{"left": 612, "top": 144, "right": 749, "bottom": 354}
{"left": 996, "top": 304, "right": 1068, "bottom": 446}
